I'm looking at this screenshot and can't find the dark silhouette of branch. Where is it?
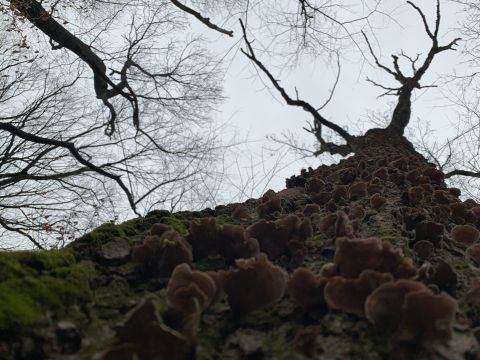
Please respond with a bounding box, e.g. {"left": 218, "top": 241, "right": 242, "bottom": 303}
{"left": 239, "top": 19, "right": 354, "bottom": 156}
{"left": 10, "top": 0, "right": 138, "bottom": 135}
{"left": 0, "top": 122, "right": 139, "bottom": 216}
{"left": 170, "top": 0, "right": 234, "bottom": 37}
{"left": 445, "top": 169, "right": 480, "bottom": 179}
{"left": 0, "top": 216, "right": 45, "bottom": 250}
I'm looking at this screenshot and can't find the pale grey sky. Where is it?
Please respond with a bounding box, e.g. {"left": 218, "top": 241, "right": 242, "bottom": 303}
{"left": 206, "top": 0, "right": 469, "bottom": 199}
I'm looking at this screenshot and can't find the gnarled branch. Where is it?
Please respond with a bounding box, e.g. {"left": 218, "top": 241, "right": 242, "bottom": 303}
{"left": 239, "top": 19, "right": 354, "bottom": 156}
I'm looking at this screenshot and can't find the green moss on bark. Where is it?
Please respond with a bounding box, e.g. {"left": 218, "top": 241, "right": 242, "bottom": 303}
{"left": 0, "top": 248, "right": 95, "bottom": 332}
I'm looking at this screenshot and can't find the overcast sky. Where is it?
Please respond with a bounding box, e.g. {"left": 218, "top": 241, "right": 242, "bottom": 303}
{"left": 201, "top": 0, "right": 469, "bottom": 201}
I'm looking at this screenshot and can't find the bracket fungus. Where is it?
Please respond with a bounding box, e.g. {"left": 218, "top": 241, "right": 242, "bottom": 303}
{"left": 246, "top": 215, "right": 312, "bottom": 261}
{"left": 223, "top": 254, "right": 287, "bottom": 316}
{"left": 370, "top": 193, "right": 387, "bottom": 210}
{"left": 324, "top": 269, "right": 393, "bottom": 316}
{"left": 311, "top": 191, "right": 332, "bottom": 206}
{"left": 334, "top": 211, "right": 354, "bottom": 238}
{"left": 166, "top": 264, "right": 218, "bottom": 314}
{"left": 132, "top": 227, "right": 193, "bottom": 277}
{"left": 186, "top": 218, "right": 259, "bottom": 262}
{"left": 465, "top": 277, "right": 480, "bottom": 306}
{"left": 348, "top": 182, "right": 368, "bottom": 200}
{"left": 287, "top": 267, "right": 327, "bottom": 311}
{"left": 451, "top": 224, "right": 480, "bottom": 246}
{"left": 390, "top": 290, "right": 457, "bottom": 354}
{"left": 401, "top": 207, "right": 428, "bottom": 230}
{"left": 333, "top": 237, "right": 416, "bottom": 279}
{"left": 367, "top": 178, "right": 385, "bottom": 195}
{"left": 414, "top": 221, "right": 445, "bottom": 247}
{"left": 332, "top": 185, "right": 348, "bottom": 201}
{"left": 232, "top": 205, "right": 251, "bottom": 220}
{"left": 365, "top": 280, "right": 428, "bottom": 334}
{"left": 372, "top": 167, "right": 388, "bottom": 181}
{"left": 413, "top": 240, "right": 434, "bottom": 260}
{"left": 365, "top": 279, "right": 457, "bottom": 355}
{"left": 257, "top": 192, "right": 282, "bottom": 219}
{"left": 466, "top": 244, "right": 480, "bottom": 266}
{"left": 306, "top": 177, "right": 325, "bottom": 193}
{"left": 303, "top": 203, "right": 321, "bottom": 217}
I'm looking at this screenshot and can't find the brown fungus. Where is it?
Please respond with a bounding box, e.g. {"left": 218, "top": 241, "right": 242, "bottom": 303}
{"left": 324, "top": 269, "right": 393, "bottom": 316}
{"left": 348, "top": 181, "right": 368, "bottom": 200}
{"left": 451, "top": 224, "right": 480, "bottom": 246}
{"left": 150, "top": 223, "right": 171, "bottom": 237}
{"left": 132, "top": 229, "right": 193, "bottom": 277}
{"left": 466, "top": 244, "right": 480, "bottom": 266}
{"left": 389, "top": 290, "right": 457, "bottom": 354}
{"left": 306, "top": 177, "right": 325, "bottom": 193}
{"left": 413, "top": 240, "right": 434, "bottom": 260}
{"left": 303, "top": 203, "right": 321, "bottom": 216}
{"left": 166, "top": 264, "right": 219, "bottom": 315}
{"left": 406, "top": 169, "right": 419, "bottom": 184}
{"left": 367, "top": 179, "right": 385, "bottom": 196}
{"left": 433, "top": 190, "right": 453, "bottom": 205}
{"left": 332, "top": 185, "right": 348, "bottom": 201}
{"left": 335, "top": 211, "right": 354, "bottom": 238}
{"left": 223, "top": 254, "right": 287, "bottom": 316}
{"left": 372, "top": 167, "right": 388, "bottom": 181}
{"left": 311, "top": 191, "right": 332, "bottom": 206}
{"left": 422, "top": 166, "right": 444, "bottom": 185}
{"left": 465, "top": 198, "right": 479, "bottom": 208}
{"left": 431, "top": 205, "right": 452, "bottom": 223}
{"left": 429, "top": 259, "right": 457, "bottom": 292}
{"left": 370, "top": 193, "right": 387, "bottom": 210}
{"left": 401, "top": 207, "right": 428, "bottom": 230}
{"left": 315, "top": 213, "right": 338, "bottom": 239}
{"left": 287, "top": 267, "right": 327, "bottom": 311}
{"left": 365, "top": 280, "right": 428, "bottom": 334}
{"left": 414, "top": 221, "right": 445, "bottom": 247}
{"left": 405, "top": 186, "right": 424, "bottom": 205}
{"left": 246, "top": 215, "right": 312, "bottom": 261}
{"left": 401, "top": 207, "right": 428, "bottom": 231}
{"left": 257, "top": 193, "right": 282, "bottom": 219}
{"left": 450, "top": 202, "right": 469, "bottom": 221}
{"left": 348, "top": 205, "right": 366, "bottom": 222}
{"left": 448, "top": 187, "right": 461, "bottom": 197}
{"left": 232, "top": 205, "right": 251, "bottom": 220}
{"left": 465, "top": 277, "right": 480, "bottom": 306}
{"left": 186, "top": 218, "right": 258, "bottom": 262}
{"left": 333, "top": 237, "right": 416, "bottom": 279}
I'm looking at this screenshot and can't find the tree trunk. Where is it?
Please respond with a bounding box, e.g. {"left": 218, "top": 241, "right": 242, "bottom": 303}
{"left": 1, "top": 129, "right": 479, "bottom": 359}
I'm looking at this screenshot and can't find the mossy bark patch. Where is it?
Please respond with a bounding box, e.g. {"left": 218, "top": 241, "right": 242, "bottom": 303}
{"left": 0, "top": 248, "right": 95, "bottom": 332}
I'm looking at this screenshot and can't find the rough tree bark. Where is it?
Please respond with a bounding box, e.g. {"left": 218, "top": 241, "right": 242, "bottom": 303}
{"left": 1, "top": 125, "right": 480, "bottom": 359}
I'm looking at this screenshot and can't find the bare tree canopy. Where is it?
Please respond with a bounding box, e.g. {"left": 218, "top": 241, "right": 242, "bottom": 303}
{"left": 0, "top": 0, "right": 238, "bottom": 248}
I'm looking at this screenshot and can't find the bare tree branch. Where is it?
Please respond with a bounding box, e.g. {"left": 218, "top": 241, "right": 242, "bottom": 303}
{"left": 239, "top": 19, "right": 353, "bottom": 156}
{"left": 170, "top": 0, "right": 234, "bottom": 37}
{"left": 445, "top": 169, "right": 480, "bottom": 179}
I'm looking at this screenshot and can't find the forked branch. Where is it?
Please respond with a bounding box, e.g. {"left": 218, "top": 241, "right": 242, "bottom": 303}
{"left": 239, "top": 19, "right": 354, "bottom": 156}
